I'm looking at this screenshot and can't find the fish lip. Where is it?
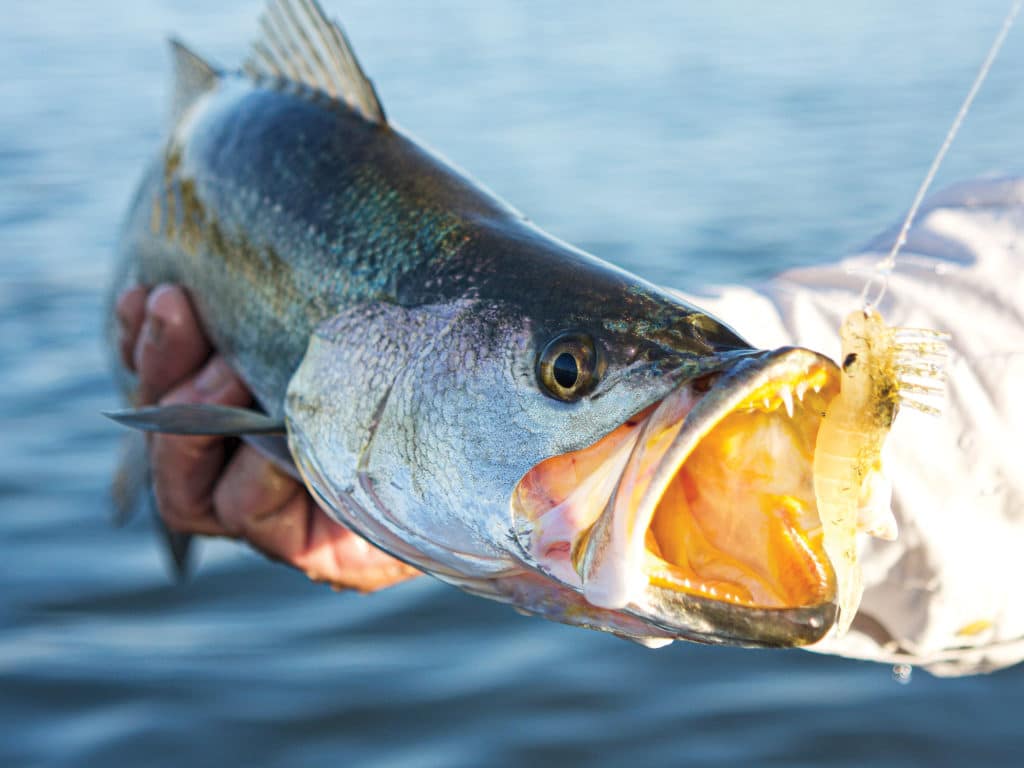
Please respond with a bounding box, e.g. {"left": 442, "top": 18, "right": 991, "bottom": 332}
{"left": 582, "top": 345, "right": 842, "bottom": 647}
{"left": 632, "top": 588, "right": 839, "bottom": 647}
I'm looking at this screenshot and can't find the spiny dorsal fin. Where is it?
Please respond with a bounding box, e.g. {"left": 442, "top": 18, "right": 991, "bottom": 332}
{"left": 169, "top": 39, "right": 219, "bottom": 123}
{"left": 243, "top": 0, "right": 386, "bottom": 125}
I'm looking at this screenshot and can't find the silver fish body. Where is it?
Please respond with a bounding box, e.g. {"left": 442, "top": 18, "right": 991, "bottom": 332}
{"left": 111, "top": 1, "right": 841, "bottom": 648}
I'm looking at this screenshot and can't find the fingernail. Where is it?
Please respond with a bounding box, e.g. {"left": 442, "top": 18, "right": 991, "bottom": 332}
{"left": 195, "top": 357, "right": 231, "bottom": 397}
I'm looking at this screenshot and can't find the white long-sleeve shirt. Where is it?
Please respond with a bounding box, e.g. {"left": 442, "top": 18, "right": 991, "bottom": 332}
{"left": 677, "top": 177, "right": 1024, "bottom": 676}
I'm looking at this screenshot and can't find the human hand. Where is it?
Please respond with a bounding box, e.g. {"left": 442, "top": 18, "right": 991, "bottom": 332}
{"left": 115, "top": 284, "right": 421, "bottom": 592}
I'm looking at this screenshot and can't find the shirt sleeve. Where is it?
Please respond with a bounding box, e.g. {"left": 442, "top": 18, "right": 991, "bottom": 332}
{"left": 673, "top": 177, "right": 1024, "bottom": 676}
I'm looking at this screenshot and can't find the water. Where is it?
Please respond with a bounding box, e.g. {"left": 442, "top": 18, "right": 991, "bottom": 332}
{"left": 3, "top": 2, "right": 1023, "bottom": 765}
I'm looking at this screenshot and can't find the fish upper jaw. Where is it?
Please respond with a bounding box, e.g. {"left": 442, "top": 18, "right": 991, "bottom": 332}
{"left": 512, "top": 346, "right": 843, "bottom": 648}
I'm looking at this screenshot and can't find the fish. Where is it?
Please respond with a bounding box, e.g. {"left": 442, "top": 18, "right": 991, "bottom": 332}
{"left": 108, "top": 0, "right": 846, "bottom": 648}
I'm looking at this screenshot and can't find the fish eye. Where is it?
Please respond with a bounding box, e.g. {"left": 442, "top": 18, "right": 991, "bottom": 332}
{"left": 538, "top": 333, "right": 598, "bottom": 401}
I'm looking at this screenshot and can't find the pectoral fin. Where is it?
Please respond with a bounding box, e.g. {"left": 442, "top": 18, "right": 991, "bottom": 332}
{"left": 106, "top": 404, "right": 299, "bottom": 577}
{"left": 103, "top": 404, "right": 286, "bottom": 435}
{"left": 104, "top": 404, "right": 299, "bottom": 478}
{"left": 243, "top": 434, "right": 303, "bottom": 481}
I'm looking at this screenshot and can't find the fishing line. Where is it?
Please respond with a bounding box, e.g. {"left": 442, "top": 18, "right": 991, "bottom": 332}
{"left": 860, "top": 0, "right": 1022, "bottom": 310}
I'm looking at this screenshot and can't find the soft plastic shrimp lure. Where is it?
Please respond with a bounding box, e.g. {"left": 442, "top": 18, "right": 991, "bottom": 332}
{"left": 813, "top": 310, "right": 949, "bottom": 633}
{"left": 811, "top": 0, "right": 1019, "bottom": 636}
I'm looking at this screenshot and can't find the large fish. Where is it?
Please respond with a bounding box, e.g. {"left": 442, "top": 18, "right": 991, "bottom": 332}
{"left": 109, "top": 0, "right": 843, "bottom": 648}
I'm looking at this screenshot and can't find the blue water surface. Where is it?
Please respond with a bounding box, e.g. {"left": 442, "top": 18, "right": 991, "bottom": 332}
{"left": 2, "top": 2, "right": 1023, "bottom": 766}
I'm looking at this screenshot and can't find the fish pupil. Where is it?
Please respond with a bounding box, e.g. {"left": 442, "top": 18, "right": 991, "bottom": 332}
{"left": 553, "top": 352, "right": 579, "bottom": 389}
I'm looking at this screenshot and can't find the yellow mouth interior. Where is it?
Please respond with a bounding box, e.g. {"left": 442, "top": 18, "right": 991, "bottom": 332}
{"left": 646, "top": 366, "right": 836, "bottom": 608}
{"left": 514, "top": 364, "right": 840, "bottom": 611}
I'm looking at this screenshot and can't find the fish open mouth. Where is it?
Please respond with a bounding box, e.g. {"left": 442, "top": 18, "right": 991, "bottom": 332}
{"left": 512, "top": 347, "right": 842, "bottom": 646}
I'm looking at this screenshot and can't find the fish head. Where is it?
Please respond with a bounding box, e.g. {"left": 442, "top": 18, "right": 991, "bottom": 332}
{"left": 493, "top": 260, "right": 842, "bottom": 647}
{"left": 286, "top": 243, "right": 840, "bottom": 647}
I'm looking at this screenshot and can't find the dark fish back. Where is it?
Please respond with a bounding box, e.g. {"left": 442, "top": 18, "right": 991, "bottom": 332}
{"left": 115, "top": 75, "right": 523, "bottom": 412}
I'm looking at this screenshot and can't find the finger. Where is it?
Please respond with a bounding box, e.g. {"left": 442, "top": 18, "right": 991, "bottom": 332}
{"left": 115, "top": 286, "right": 148, "bottom": 372}
{"left": 151, "top": 356, "right": 251, "bottom": 536}
{"left": 213, "top": 445, "right": 305, "bottom": 540}
{"left": 214, "top": 448, "right": 420, "bottom": 592}
{"left": 135, "top": 284, "right": 211, "bottom": 405}
{"left": 299, "top": 513, "right": 422, "bottom": 593}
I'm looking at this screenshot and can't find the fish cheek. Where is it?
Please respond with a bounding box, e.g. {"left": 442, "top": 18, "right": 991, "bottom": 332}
{"left": 286, "top": 301, "right": 538, "bottom": 569}
{"left": 369, "top": 315, "right": 544, "bottom": 526}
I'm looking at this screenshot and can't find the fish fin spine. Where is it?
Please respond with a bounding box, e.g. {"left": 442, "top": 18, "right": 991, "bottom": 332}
{"left": 169, "top": 38, "right": 219, "bottom": 124}
{"left": 244, "top": 0, "right": 386, "bottom": 125}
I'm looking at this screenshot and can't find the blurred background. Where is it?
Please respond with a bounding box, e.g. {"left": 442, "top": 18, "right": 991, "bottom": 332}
{"left": 2, "top": 1, "right": 1023, "bottom": 765}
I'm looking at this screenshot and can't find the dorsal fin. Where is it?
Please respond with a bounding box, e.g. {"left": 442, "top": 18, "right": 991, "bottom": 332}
{"left": 169, "top": 39, "right": 219, "bottom": 123}
{"left": 243, "top": 0, "right": 386, "bottom": 125}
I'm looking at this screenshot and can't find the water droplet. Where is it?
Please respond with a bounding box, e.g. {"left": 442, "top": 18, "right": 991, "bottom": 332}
{"left": 892, "top": 663, "right": 913, "bottom": 685}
